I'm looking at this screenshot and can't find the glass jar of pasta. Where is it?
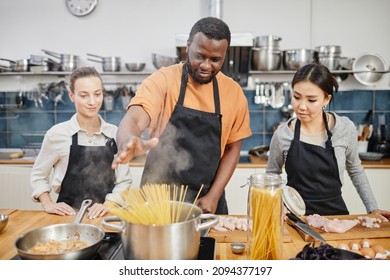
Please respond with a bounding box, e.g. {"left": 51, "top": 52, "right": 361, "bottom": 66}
{"left": 247, "top": 173, "right": 285, "bottom": 260}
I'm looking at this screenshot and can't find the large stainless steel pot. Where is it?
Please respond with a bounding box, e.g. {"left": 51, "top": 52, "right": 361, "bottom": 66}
{"left": 41, "top": 49, "right": 79, "bottom": 72}
{"left": 315, "top": 45, "right": 342, "bottom": 56}
{"left": 102, "top": 201, "right": 219, "bottom": 260}
{"left": 254, "top": 35, "right": 282, "bottom": 49}
{"left": 251, "top": 48, "right": 282, "bottom": 71}
{"left": 14, "top": 199, "right": 105, "bottom": 260}
{"left": 87, "top": 53, "right": 121, "bottom": 72}
{"left": 315, "top": 45, "right": 342, "bottom": 70}
{"left": 283, "top": 49, "right": 318, "bottom": 70}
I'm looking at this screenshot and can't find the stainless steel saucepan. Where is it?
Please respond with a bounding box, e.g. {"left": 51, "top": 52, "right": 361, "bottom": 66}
{"left": 0, "top": 58, "right": 29, "bottom": 72}
{"left": 41, "top": 49, "right": 79, "bottom": 72}
{"left": 87, "top": 53, "right": 121, "bottom": 72}
{"left": 14, "top": 199, "right": 105, "bottom": 260}
{"left": 102, "top": 201, "right": 218, "bottom": 260}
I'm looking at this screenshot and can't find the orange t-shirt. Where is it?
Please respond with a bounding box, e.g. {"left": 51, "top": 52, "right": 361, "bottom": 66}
{"left": 129, "top": 63, "right": 252, "bottom": 156}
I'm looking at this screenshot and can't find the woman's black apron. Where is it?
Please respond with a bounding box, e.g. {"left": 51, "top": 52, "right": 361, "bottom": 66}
{"left": 140, "top": 64, "right": 228, "bottom": 214}
{"left": 57, "top": 133, "right": 117, "bottom": 209}
{"left": 285, "top": 112, "right": 349, "bottom": 215}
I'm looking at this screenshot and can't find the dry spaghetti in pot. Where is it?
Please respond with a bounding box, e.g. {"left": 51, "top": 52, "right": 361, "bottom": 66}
{"left": 106, "top": 184, "right": 203, "bottom": 225}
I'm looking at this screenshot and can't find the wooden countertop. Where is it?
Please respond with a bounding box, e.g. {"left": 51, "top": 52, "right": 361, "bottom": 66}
{"left": 2, "top": 157, "right": 390, "bottom": 169}
{"left": 1, "top": 209, "right": 389, "bottom": 260}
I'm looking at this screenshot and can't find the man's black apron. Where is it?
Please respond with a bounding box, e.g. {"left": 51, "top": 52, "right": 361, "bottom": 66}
{"left": 57, "top": 133, "right": 117, "bottom": 209}
{"left": 140, "top": 64, "right": 228, "bottom": 214}
{"left": 285, "top": 112, "right": 349, "bottom": 215}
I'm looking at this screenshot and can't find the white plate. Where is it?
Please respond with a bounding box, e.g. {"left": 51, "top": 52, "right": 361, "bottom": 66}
{"left": 359, "top": 152, "right": 384, "bottom": 161}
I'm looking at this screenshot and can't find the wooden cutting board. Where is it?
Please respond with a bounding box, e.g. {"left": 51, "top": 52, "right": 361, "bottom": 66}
{"left": 209, "top": 227, "right": 292, "bottom": 243}
{"left": 290, "top": 214, "right": 390, "bottom": 242}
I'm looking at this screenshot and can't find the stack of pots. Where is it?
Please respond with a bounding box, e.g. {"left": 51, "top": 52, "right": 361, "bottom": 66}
{"left": 251, "top": 35, "right": 282, "bottom": 71}
{"left": 315, "top": 45, "right": 342, "bottom": 70}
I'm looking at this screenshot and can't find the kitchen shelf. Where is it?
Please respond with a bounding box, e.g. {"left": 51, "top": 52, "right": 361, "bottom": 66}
{"left": 1, "top": 69, "right": 389, "bottom": 76}
{"left": 249, "top": 69, "right": 390, "bottom": 74}
{"left": 0, "top": 71, "right": 154, "bottom": 76}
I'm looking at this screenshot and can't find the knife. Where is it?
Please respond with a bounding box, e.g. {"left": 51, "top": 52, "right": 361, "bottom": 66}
{"left": 286, "top": 212, "right": 326, "bottom": 243}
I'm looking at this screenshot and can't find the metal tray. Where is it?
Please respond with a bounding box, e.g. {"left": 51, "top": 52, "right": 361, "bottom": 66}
{"left": 359, "top": 152, "right": 384, "bottom": 161}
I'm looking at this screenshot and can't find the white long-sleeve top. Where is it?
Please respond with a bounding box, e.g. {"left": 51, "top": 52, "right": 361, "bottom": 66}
{"left": 30, "top": 114, "right": 132, "bottom": 203}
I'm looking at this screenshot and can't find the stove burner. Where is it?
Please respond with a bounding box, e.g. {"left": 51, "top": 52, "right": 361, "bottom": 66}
{"left": 12, "top": 233, "right": 216, "bottom": 260}
{"left": 111, "top": 236, "right": 216, "bottom": 260}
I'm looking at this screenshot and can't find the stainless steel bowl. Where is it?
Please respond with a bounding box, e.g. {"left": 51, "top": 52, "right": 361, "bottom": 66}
{"left": 231, "top": 242, "right": 245, "bottom": 254}
{"left": 283, "top": 49, "right": 318, "bottom": 70}
{"left": 0, "top": 214, "right": 9, "bottom": 233}
{"left": 152, "top": 53, "right": 177, "bottom": 69}
{"left": 251, "top": 48, "right": 282, "bottom": 71}
{"left": 125, "top": 62, "right": 146, "bottom": 72}
{"left": 318, "top": 56, "right": 341, "bottom": 70}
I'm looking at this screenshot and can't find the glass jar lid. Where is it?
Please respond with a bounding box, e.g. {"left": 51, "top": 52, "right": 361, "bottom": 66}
{"left": 282, "top": 185, "right": 306, "bottom": 216}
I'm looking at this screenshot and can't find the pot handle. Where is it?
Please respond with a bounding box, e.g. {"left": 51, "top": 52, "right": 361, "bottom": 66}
{"left": 86, "top": 53, "right": 105, "bottom": 59}
{"left": 73, "top": 199, "right": 92, "bottom": 224}
{"left": 41, "top": 49, "right": 61, "bottom": 59}
{"left": 197, "top": 213, "right": 219, "bottom": 231}
{"left": 0, "top": 58, "right": 16, "bottom": 64}
{"left": 101, "top": 216, "right": 124, "bottom": 231}
{"left": 87, "top": 58, "right": 103, "bottom": 63}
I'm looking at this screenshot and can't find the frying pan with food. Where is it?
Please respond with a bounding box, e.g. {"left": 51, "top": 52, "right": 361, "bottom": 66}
{"left": 14, "top": 199, "right": 105, "bottom": 260}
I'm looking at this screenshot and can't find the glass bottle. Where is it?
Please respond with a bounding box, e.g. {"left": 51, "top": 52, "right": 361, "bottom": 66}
{"left": 247, "top": 173, "right": 284, "bottom": 260}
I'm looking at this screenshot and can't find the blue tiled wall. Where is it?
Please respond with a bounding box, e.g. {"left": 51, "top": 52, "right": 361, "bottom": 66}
{"left": 241, "top": 89, "right": 390, "bottom": 153}
{"left": 1, "top": 88, "right": 390, "bottom": 153}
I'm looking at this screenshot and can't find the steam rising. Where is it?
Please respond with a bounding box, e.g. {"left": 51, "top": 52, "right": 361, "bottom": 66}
{"left": 146, "top": 123, "right": 193, "bottom": 182}
{"left": 67, "top": 147, "right": 115, "bottom": 209}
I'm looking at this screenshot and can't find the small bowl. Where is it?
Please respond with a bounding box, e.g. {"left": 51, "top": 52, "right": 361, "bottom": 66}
{"left": 125, "top": 62, "right": 146, "bottom": 72}
{"left": 231, "top": 242, "right": 245, "bottom": 254}
{"left": 0, "top": 214, "right": 9, "bottom": 233}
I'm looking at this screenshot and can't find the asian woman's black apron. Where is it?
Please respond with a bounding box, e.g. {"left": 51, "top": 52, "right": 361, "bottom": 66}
{"left": 140, "top": 64, "right": 228, "bottom": 214}
{"left": 285, "top": 112, "right": 349, "bottom": 215}
{"left": 57, "top": 133, "right": 117, "bottom": 209}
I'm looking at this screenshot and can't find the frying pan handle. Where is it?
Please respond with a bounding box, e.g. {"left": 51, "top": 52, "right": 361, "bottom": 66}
{"left": 197, "top": 213, "right": 219, "bottom": 231}
{"left": 101, "top": 216, "right": 123, "bottom": 231}
{"left": 73, "top": 199, "right": 92, "bottom": 224}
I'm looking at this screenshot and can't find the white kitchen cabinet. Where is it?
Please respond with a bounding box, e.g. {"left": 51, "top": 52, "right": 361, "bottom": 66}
{"left": 0, "top": 164, "right": 146, "bottom": 210}
{"left": 0, "top": 164, "right": 58, "bottom": 210}
{"left": 342, "top": 169, "right": 390, "bottom": 214}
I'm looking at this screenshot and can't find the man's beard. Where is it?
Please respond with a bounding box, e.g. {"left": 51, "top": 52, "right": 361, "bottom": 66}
{"left": 185, "top": 58, "right": 217, "bottom": 85}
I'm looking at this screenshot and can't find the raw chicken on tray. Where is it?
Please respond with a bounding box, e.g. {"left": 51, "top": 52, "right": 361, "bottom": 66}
{"left": 306, "top": 214, "right": 359, "bottom": 233}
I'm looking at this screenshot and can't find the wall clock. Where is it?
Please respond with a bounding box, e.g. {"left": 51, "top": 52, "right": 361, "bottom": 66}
{"left": 66, "top": 0, "right": 98, "bottom": 17}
